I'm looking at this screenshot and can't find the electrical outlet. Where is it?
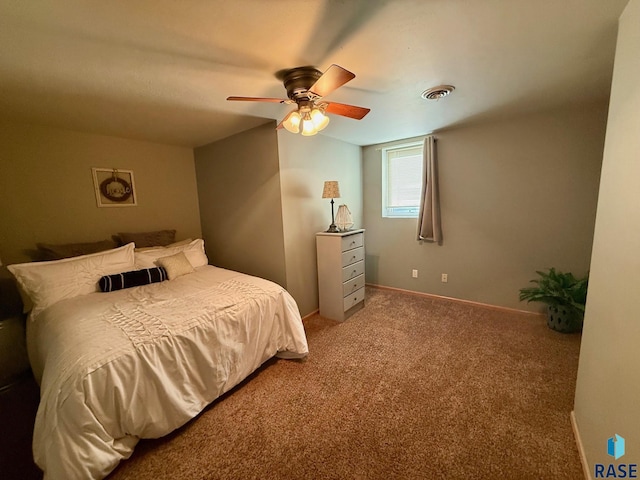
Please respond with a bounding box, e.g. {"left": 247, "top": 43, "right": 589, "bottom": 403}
{"left": 412, "top": 269, "right": 418, "bottom": 278}
{"left": 441, "top": 273, "right": 448, "bottom": 283}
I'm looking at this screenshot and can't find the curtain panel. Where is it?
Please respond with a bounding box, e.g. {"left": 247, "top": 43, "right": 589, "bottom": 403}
{"left": 416, "top": 136, "right": 442, "bottom": 244}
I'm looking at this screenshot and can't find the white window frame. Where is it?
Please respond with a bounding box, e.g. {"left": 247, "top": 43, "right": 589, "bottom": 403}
{"left": 381, "top": 141, "right": 424, "bottom": 218}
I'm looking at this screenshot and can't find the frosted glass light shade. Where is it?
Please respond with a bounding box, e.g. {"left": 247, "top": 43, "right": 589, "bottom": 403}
{"left": 301, "top": 116, "right": 318, "bottom": 136}
{"left": 310, "top": 108, "right": 330, "bottom": 131}
{"left": 322, "top": 181, "right": 340, "bottom": 199}
{"left": 282, "top": 110, "right": 301, "bottom": 133}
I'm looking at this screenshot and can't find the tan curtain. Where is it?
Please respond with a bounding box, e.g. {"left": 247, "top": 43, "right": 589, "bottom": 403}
{"left": 417, "top": 136, "right": 442, "bottom": 244}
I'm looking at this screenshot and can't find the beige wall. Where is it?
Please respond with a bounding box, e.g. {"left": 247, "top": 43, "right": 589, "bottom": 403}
{"left": 363, "top": 103, "right": 608, "bottom": 311}
{"left": 194, "top": 122, "right": 288, "bottom": 288}
{"left": 574, "top": 0, "right": 639, "bottom": 471}
{"left": 277, "top": 131, "right": 362, "bottom": 317}
{"left": 0, "top": 121, "right": 201, "bottom": 265}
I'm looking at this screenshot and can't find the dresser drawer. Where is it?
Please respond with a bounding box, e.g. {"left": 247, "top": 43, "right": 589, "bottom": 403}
{"left": 343, "top": 287, "right": 365, "bottom": 311}
{"left": 341, "top": 246, "right": 364, "bottom": 267}
{"left": 343, "top": 274, "right": 365, "bottom": 298}
{"left": 341, "top": 233, "right": 364, "bottom": 252}
{"left": 342, "top": 260, "right": 365, "bottom": 283}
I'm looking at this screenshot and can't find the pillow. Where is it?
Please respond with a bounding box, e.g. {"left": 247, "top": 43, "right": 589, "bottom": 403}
{"left": 117, "top": 229, "right": 176, "bottom": 248}
{"left": 36, "top": 239, "right": 118, "bottom": 260}
{"left": 169, "top": 238, "right": 194, "bottom": 247}
{"left": 99, "top": 267, "right": 168, "bottom": 292}
{"left": 135, "top": 238, "right": 193, "bottom": 252}
{"left": 134, "top": 239, "right": 208, "bottom": 269}
{"left": 156, "top": 252, "right": 195, "bottom": 280}
{"left": 8, "top": 243, "right": 135, "bottom": 313}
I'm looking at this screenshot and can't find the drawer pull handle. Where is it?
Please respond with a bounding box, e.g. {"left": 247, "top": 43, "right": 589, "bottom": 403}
{"left": 352, "top": 256, "right": 356, "bottom": 260}
{"left": 351, "top": 241, "right": 356, "bottom": 245}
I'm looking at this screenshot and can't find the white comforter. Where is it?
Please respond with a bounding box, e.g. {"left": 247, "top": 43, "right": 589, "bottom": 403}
{"left": 27, "top": 266, "right": 309, "bottom": 480}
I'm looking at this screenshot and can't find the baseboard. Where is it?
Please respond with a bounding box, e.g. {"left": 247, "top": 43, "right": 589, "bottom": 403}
{"left": 571, "top": 411, "right": 592, "bottom": 480}
{"left": 366, "top": 283, "right": 545, "bottom": 318}
{"left": 301, "top": 309, "right": 319, "bottom": 321}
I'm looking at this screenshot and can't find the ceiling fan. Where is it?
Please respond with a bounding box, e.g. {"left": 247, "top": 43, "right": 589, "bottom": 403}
{"left": 227, "top": 64, "right": 370, "bottom": 136}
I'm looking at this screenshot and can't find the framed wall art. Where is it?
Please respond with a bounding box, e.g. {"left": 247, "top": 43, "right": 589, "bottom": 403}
{"left": 92, "top": 168, "right": 138, "bottom": 207}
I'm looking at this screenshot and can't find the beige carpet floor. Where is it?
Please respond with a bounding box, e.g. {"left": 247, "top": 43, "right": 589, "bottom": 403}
{"left": 109, "top": 286, "right": 583, "bottom": 480}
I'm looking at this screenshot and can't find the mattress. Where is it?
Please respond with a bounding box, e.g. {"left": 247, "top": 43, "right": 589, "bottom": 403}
{"left": 27, "top": 265, "right": 309, "bottom": 479}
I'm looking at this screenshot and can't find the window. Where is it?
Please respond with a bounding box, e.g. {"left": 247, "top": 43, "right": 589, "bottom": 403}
{"left": 382, "top": 142, "right": 423, "bottom": 218}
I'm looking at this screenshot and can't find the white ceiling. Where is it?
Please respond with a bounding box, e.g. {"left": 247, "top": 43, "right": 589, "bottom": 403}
{"left": 0, "top": 0, "right": 629, "bottom": 148}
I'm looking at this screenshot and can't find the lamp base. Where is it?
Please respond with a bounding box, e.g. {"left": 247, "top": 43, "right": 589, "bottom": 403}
{"left": 325, "top": 198, "right": 339, "bottom": 233}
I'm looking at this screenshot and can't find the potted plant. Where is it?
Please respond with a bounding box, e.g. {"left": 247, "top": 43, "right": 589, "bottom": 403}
{"left": 519, "top": 268, "right": 588, "bottom": 333}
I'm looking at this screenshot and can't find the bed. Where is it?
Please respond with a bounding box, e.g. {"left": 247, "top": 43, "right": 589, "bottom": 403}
{"left": 8, "top": 239, "right": 309, "bottom": 480}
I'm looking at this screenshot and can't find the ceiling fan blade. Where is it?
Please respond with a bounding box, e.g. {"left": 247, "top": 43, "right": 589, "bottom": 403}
{"left": 309, "top": 64, "right": 355, "bottom": 98}
{"left": 226, "top": 96, "right": 286, "bottom": 103}
{"left": 324, "top": 102, "right": 370, "bottom": 120}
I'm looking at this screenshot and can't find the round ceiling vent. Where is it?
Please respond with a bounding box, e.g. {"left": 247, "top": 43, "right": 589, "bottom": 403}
{"left": 421, "top": 85, "right": 455, "bottom": 100}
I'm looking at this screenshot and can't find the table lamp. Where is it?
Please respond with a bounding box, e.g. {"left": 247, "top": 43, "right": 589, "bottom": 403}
{"left": 322, "top": 181, "right": 341, "bottom": 233}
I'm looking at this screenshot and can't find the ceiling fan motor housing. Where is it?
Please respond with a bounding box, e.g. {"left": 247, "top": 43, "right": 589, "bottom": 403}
{"left": 283, "top": 67, "right": 323, "bottom": 100}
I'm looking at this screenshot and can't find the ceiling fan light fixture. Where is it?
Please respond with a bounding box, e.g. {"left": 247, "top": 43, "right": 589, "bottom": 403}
{"left": 282, "top": 110, "right": 301, "bottom": 133}
{"left": 301, "top": 114, "right": 318, "bottom": 136}
{"left": 310, "top": 107, "right": 330, "bottom": 131}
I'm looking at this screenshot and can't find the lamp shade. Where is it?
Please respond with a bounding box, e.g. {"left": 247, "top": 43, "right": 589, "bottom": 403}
{"left": 335, "top": 204, "right": 354, "bottom": 231}
{"left": 282, "top": 110, "right": 301, "bottom": 133}
{"left": 322, "top": 181, "right": 340, "bottom": 199}
{"left": 301, "top": 114, "right": 318, "bottom": 136}
{"left": 310, "top": 108, "right": 330, "bottom": 131}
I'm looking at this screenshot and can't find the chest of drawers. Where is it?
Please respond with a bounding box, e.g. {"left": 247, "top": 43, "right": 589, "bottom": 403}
{"left": 316, "top": 229, "right": 365, "bottom": 321}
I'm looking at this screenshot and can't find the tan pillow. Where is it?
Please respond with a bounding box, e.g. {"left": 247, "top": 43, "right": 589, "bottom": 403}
{"left": 156, "top": 252, "right": 194, "bottom": 280}
{"left": 37, "top": 239, "right": 117, "bottom": 261}
{"left": 168, "top": 238, "right": 193, "bottom": 248}
{"left": 117, "top": 229, "right": 176, "bottom": 248}
{"left": 135, "top": 238, "right": 193, "bottom": 252}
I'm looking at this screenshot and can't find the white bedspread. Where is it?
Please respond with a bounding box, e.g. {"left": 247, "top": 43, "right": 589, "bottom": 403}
{"left": 27, "top": 266, "right": 309, "bottom": 480}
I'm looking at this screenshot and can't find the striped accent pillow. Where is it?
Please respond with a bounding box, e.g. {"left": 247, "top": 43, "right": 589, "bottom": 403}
{"left": 99, "top": 267, "right": 168, "bottom": 292}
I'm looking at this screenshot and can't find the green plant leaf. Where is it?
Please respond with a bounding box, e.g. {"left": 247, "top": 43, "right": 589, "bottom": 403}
{"left": 519, "top": 268, "right": 588, "bottom": 315}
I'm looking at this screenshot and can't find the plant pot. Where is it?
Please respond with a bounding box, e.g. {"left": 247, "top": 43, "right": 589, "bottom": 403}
{"left": 547, "top": 305, "right": 583, "bottom": 333}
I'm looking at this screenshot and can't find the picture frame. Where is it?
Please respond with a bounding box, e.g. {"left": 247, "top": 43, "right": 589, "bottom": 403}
{"left": 92, "top": 168, "right": 137, "bottom": 207}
